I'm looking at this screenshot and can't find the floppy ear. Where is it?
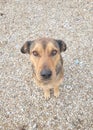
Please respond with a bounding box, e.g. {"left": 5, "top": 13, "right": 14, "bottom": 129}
{"left": 21, "top": 41, "right": 32, "bottom": 54}
{"left": 56, "top": 40, "right": 67, "bottom": 52}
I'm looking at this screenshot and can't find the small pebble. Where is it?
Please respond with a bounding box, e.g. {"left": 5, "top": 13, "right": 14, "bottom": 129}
{"left": 0, "top": 13, "right": 4, "bottom": 16}
{"left": 15, "top": 44, "right": 20, "bottom": 49}
{"left": 33, "top": 123, "right": 37, "bottom": 129}
{"left": 74, "top": 59, "right": 79, "bottom": 65}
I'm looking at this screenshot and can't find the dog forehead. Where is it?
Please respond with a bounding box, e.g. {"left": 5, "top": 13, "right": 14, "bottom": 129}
{"left": 33, "top": 38, "right": 58, "bottom": 50}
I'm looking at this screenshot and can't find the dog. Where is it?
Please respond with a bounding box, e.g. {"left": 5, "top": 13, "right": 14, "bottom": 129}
{"left": 21, "top": 38, "right": 67, "bottom": 100}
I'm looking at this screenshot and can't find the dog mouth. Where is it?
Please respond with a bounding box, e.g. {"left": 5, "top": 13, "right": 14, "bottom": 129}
{"left": 37, "top": 77, "right": 52, "bottom": 84}
{"left": 42, "top": 78, "right": 52, "bottom": 83}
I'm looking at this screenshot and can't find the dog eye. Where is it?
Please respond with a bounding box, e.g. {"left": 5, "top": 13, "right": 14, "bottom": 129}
{"left": 32, "top": 51, "right": 39, "bottom": 56}
{"left": 51, "top": 50, "right": 57, "bottom": 56}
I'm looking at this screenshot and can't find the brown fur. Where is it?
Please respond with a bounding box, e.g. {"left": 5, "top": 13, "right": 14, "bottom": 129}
{"left": 21, "top": 38, "right": 67, "bottom": 100}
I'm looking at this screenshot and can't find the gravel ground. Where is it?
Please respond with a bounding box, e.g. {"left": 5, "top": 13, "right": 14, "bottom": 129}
{"left": 0, "top": 0, "right": 93, "bottom": 130}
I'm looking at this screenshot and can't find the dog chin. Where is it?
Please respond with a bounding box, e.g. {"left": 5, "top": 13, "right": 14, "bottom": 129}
{"left": 37, "top": 78, "right": 52, "bottom": 84}
{"left": 42, "top": 79, "right": 52, "bottom": 84}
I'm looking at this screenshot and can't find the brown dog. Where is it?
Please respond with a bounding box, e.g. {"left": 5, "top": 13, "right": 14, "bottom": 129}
{"left": 21, "top": 38, "right": 67, "bottom": 100}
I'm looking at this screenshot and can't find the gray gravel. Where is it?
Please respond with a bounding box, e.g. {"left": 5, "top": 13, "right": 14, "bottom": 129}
{"left": 0, "top": 0, "right": 93, "bottom": 130}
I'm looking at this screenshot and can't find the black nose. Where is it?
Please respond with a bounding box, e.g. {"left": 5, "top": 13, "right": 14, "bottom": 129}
{"left": 40, "top": 69, "right": 52, "bottom": 79}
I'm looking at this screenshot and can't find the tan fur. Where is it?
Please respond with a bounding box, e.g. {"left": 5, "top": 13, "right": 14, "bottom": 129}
{"left": 21, "top": 38, "right": 66, "bottom": 100}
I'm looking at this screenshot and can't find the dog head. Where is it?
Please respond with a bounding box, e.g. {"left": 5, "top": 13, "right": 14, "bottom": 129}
{"left": 21, "top": 38, "right": 67, "bottom": 84}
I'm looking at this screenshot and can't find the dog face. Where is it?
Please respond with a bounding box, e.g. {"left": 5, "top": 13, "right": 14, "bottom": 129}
{"left": 21, "top": 38, "right": 66, "bottom": 84}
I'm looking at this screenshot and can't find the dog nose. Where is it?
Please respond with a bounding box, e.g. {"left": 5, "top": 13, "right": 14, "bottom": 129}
{"left": 40, "top": 69, "right": 52, "bottom": 79}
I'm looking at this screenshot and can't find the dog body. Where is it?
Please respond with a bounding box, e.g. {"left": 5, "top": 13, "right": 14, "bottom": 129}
{"left": 21, "top": 38, "right": 66, "bottom": 99}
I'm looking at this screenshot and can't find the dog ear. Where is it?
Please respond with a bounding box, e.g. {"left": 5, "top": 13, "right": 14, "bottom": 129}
{"left": 56, "top": 40, "right": 67, "bottom": 52}
{"left": 21, "top": 41, "right": 32, "bottom": 54}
